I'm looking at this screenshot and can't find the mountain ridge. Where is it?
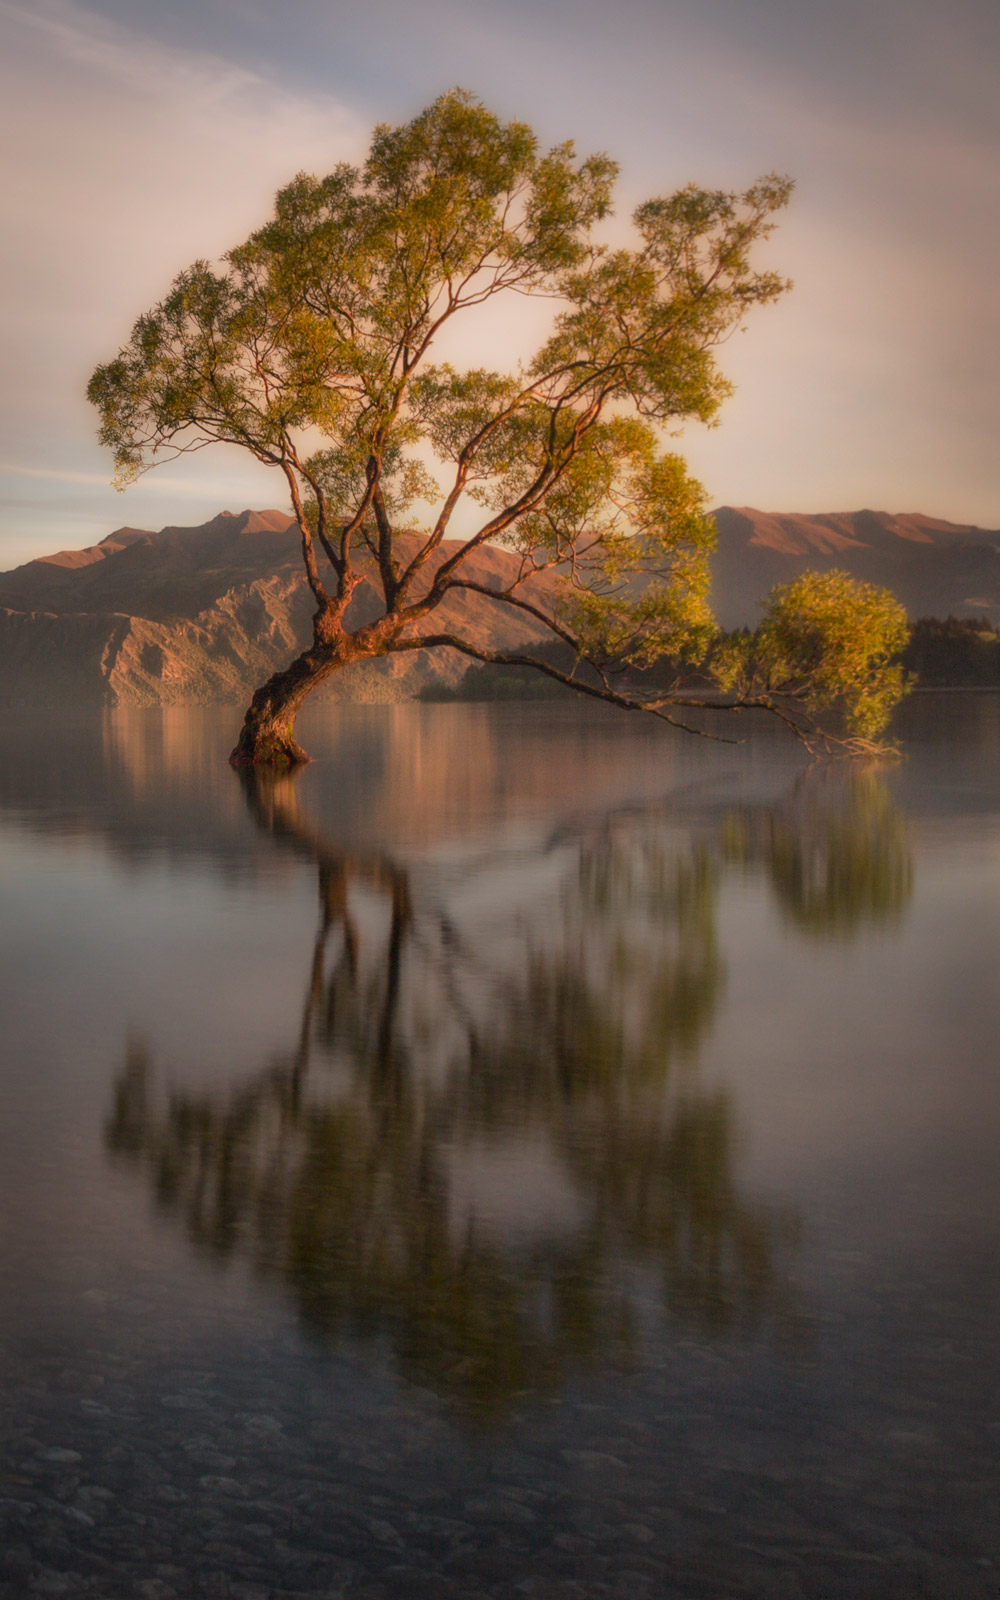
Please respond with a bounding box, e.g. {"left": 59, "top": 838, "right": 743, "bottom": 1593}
{"left": 711, "top": 506, "right": 1000, "bottom": 627}
{"left": 1, "top": 504, "right": 998, "bottom": 707}
{"left": 0, "top": 510, "right": 560, "bottom": 707}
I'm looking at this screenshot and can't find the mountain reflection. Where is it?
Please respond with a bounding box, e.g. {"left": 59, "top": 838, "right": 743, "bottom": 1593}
{"left": 106, "top": 768, "right": 910, "bottom": 1419}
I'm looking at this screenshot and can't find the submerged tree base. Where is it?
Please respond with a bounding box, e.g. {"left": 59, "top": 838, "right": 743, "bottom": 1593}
{"left": 229, "top": 708, "right": 313, "bottom": 769}
{"left": 229, "top": 730, "right": 312, "bottom": 768}
{"left": 228, "top": 654, "right": 332, "bottom": 767}
{"left": 229, "top": 741, "right": 312, "bottom": 769}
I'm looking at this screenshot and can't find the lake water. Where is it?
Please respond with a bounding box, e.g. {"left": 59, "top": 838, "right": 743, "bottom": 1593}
{"left": 0, "top": 695, "right": 998, "bottom": 1599}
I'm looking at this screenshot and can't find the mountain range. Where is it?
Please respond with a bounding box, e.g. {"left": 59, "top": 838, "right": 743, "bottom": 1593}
{"left": 1, "top": 505, "right": 997, "bottom": 707}
{"left": 711, "top": 507, "right": 1000, "bottom": 629}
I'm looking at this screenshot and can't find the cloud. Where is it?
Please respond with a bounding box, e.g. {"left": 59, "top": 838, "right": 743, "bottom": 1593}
{"left": 0, "top": 463, "right": 112, "bottom": 487}
{"left": 0, "top": 0, "right": 362, "bottom": 561}
{"left": 0, "top": 461, "right": 276, "bottom": 499}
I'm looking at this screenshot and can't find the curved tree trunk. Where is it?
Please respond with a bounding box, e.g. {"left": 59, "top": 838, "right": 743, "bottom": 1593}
{"left": 229, "top": 637, "right": 350, "bottom": 767}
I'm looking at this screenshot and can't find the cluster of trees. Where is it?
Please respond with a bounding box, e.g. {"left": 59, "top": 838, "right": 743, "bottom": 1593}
{"left": 90, "top": 91, "right": 911, "bottom": 763}
{"left": 903, "top": 616, "right": 1000, "bottom": 686}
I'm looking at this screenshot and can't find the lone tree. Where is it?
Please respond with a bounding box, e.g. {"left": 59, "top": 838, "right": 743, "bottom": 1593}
{"left": 89, "top": 91, "right": 907, "bottom": 764}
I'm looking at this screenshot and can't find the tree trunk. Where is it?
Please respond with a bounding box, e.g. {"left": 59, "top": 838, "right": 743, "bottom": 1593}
{"left": 229, "top": 640, "right": 346, "bottom": 767}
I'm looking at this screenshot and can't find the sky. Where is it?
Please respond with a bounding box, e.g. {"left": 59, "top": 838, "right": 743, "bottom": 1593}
{"left": 0, "top": 0, "right": 998, "bottom": 567}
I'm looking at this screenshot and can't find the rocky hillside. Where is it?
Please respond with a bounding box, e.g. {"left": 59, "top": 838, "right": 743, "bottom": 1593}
{"left": 2, "top": 503, "right": 998, "bottom": 707}
{"left": 711, "top": 507, "right": 1000, "bottom": 628}
{"left": 0, "top": 510, "right": 558, "bottom": 708}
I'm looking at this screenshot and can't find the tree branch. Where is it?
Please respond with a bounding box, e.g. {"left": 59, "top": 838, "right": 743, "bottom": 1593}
{"left": 387, "top": 632, "right": 744, "bottom": 742}
{"left": 281, "top": 462, "right": 330, "bottom": 607}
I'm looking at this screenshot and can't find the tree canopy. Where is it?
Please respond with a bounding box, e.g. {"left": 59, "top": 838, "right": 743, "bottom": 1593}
{"left": 713, "top": 571, "right": 912, "bottom": 747}
{"left": 89, "top": 90, "right": 908, "bottom": 762}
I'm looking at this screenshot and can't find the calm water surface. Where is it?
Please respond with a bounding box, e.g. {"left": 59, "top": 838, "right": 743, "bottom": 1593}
{"left": 0, "top": 696, "right": 998, "bottom": 1599}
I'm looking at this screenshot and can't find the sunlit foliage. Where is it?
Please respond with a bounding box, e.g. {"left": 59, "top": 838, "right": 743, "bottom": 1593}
{"left": 712, "top": 570, "right": 911, "bottom": 745}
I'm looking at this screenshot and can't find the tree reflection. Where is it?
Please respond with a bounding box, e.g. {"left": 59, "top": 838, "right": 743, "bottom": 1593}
{"left": 720, "top": 768, "right": 913, "bottom": 938}
{"left": 106, "top": 769, "right": 910, "bottom": 1419}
